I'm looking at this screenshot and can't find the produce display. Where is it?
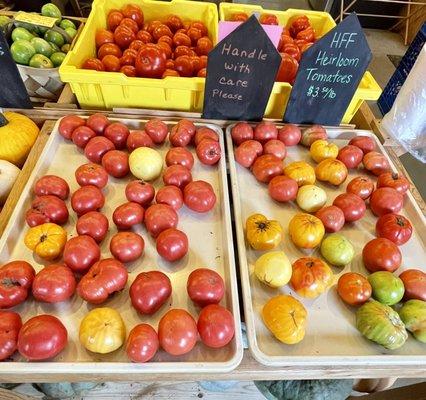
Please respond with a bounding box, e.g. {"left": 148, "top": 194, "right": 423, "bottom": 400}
{"left": 0, "top": 114, "right": 241, "bottom": 366}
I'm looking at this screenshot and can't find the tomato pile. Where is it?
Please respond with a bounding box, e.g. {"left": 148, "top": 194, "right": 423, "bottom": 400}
{"left": 82, "top": 4, "right": 212, "bottom": 78}
{"left": 0, "top": 113, "right": 236, "bottom": 362}
{"left": 232, "top": 121, "right": 424, "bottom": 349}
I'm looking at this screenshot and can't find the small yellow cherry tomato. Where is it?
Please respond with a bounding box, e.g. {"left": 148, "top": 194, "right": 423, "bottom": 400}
{"left": 310, "top": 140, "right": 339, "bottom": 163}
{"left": 246, "top": 213, "right": 283, "bottom": 251}
{"left": 283, "top": 161, "right": 315, "bottom": 187}
{"left": 24, "top": 222, "right": 67, "bottom": 260}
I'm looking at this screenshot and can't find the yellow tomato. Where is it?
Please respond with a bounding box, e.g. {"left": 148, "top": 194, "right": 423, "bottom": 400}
{"left": 283, "top": 161, "right": 315, "bottom": 187}
{"left": 254, "top": 251, "right": 292, "bottom": 288}
{"left": 262, "top": 295, "right": 307, "bottom": 344}
{"left": 296, "top": 184, "right": 327, "bottom": 212}
{"left": 246, "top": 213, "right": 283, "bottom": 251}
{"left": 79, "top": 308, "right": 126, "bottom": 354}
{"left": 24, "top": 222, "right": 67, "bottom": 260}
{"left": 315, "top": 159, "right": 348, "bottom": 186}
{"left": 288, "top": 213, "right": 325, "bottom": 249}
{"left": 310, "top": 140, "right": 338, "bottom": 163}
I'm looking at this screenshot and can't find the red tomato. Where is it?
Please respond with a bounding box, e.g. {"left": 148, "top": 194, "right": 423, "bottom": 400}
{"left": 102, "top": 150, "right": 129, "bottom": 178}
{"left": 377, "top": 172, "right": 410, "bottom": 195}
{"left": 121, "top": 4, "right": 144, "bottom": 28}
{"left": 337, "top": 272, "right": 372, "bottom": 306}
{"left": 101, "top": 54, "right": 121, "bottom": 72}
{"left": 145, "top": 118, "right": 168, "bottom": 144}
{"left": 32, "top": 264, "right": 76, "bottom": 303}
{"left": 129, "top": 40, "right": 144, "bottom": 51}
{"left": 34, "top": 175, "right": 69, "bottom": 200}
{"left": 187, "top": 268, "right": 224, "bottom": 307}
{"left": 194, "top": 127, "right": 219, "bottom": 147}
{"left": 120, "top": 17, "right": 139, "bottom": 34}
{"left": 278, "top": 34, "right": 294, "bottom": 52}
{"left": 137, "top": 30, "right": 153, "bottom": 43}
{"left": 333, "top": 193, "right": 366, "bottom": 222}
{"left": 135, "top": 45, "right": 166, "bottom": 78}
{"left": 113, "top": 202, "right": 144, "bottom": 230}
{"left": 174, "top": 119, "right": 196, "bottom": 137}
{"left": 72, "top": 126, "right": 96, "bottom": 149}
{"left": 86, "top": 113, "right": 110, "bottom": 135}
{"left": 231, "top": 12, "right": 248, "bottom": 22}
{"left": 263, "top": 139, "right": 287, "bottom": 160}
{"left": 157, "top": 41, "right": 172, "bottom": 59}
{"left": 197, "top": 304, "right": 234, "bottom": 348}
{"left": 84, "top": 136, "right": 115, "bottom": 164}
{"left": 153, "top": 24, "right": 173, "bottom": 40}
{"left": 362, "top": 238, "right": 402, "bottom": 273}
{"left": 169, "top": 127, "right": 192, "bottom": 147}
{"left": 127, "top": 130, "right": 154, "bottom": 150}
{"left": 234, "top": 140, "right": 263, "bottom": 168}
{"left": 130, "top": 270, "right": 172, "bottom": 315}
{"left": 196, "top": 139, "right": 221, "bottom": 165}
{"left": 125, "top": 181, "right": 155, "bottom": 206}
{"left": 199, "top": 55, "right": 208, "bottom": 69}
{"left": 283, "top": 43, "right": 301, "bottom": 61}
{"left": 76, "top": 211, "right": 109, "bottom": 243}
{"left": 104, "top": 122, "right": 130, "bottom": 149}
{"left": 173, "top": 32, "right": 191, "bottom": 47}
{"left": 58, "top": 115, "right": 85, "bottom": 140}
{"left": 231, "top": 122, "right": 253, "bottom": 145}
{"left": 376, "top": 214, "right": 412, "bottom": 245}
{"left": 196, "top": 37, "right": 213, "bottom": 56}
{"left": 163, "top": 165, "right": 192, "bottom": 190}
{"left": 75, "top": 163, "right": 108, "bottom": 189}
{"left": 126, "top": 324, "right": 158, "bottom": 363}
{"left": 114, "top": 25, "right": 136, "bottom": 49}
{"left": 252, "top": 154, "right": 282, "bottom": 183}
{"left": 315, "top": 205, "right": 345, "bottom": 233}
{"left": 0, "top": 261, "right": 35, "bottom": 309}
{"left": 110, "top": 231, "right": 144, "bottom": 263}
{"left": 107, "top": 9, "right": 124, "bottom": 31}
{"left": 173, "top": 45, "right": 190, "bottom": 58}
{"left": 276, "top": 53, "right": 299, "bottom": 83}
{"left": 18, "top": 315, "right": 67, "bottom": 360}
{"left": 63, "top": 235, "right": 100, "bottom": 273}
{"left": 120, "top": 52, "right": 136, "bottom": 66}
{"left": 277, "top": 124, "right": 301, "bottom": 146}
{"left": 187, "top": 27, "right": 202, "bottom": 45}
{"left": 290, "top": 15, "right": 310, "bottom": 37}
{"left": 254, "top": 121, "right": 278, "bottom": 143}
{"left": 156, "top": 185, "right": 183, "bottom": 210}
{"left": 301, "top": 125, "right": 327, "bottom": 147}
{"left": 294, "top": 38, "right": 307, "bottom": 50}
{"left": 363, "top": 151, "right": 390, "bottom": 176}
{"left": 146, "top": 20, "right": 162, "bottom": 34}
{"left": 165, "top": 15, "right": 183, "bottom": 32}
{"left": 25, "top": 195, "right": 69, "bottom": 227}
{"left": 165, "top": 147, "right": 194, "bottom": 170}
{"left": 346, "top": 176, "right": 374, "bottom": 200}
{"left": 259, "top": 13, "right": 279, "bottom": 25}
{"left": 337, "top": 145, "right": 363, "bottom": 169}
{"left": 296, "top": 27, "right": 315, "bottom": 42}
{"left": 77, "top": 258, "right": 128, "bottom": 304}
{"left": 197, "top": 68, "right": 207, "bottom": 77}
{"left": 399, "top": 269, "right": 426, "bottom": 301}
{"left": 0, "top": 310, "right": 21, "bottom": 360}
{"left": 158, "top": 309, "right": 197, "bottom": 356}
{"left": 83, "top": 58, "right": 105, "bottom": 71}
{"left": 268, "top": 175, "right": 298, "bottom": 202}
{"left": 120, "top": 65, "right": 137, "bottom": 76}
{"left": 190, "top": 21, "right": 207, "bottom": 36}
{"left": 183, "top": 180, "right": 216, "bottom": 213}
{"left": 165, "top": 58, "right": 175, "bottom": 69}
{"left": 174, "top": 55, "right": 193, "bottom": 77}
{"left": 156, "top": 228, "right": 188, "bottom": 262}
{"left": 349, "top": 135, "right": 375, "bottom": 154}
{"left": 370, "top": 187, "right": 403, "bottom": 217}
{"left": 98, "top": 42, "right": 123, "bottom": 59}
{"left": 144, "top": 204, "right": 178, "bottom": 237}
{"left": 71, "top": 185, "right": 105, "bottom": 216}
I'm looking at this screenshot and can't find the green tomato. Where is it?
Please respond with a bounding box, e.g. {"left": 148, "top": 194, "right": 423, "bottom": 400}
{"left": 10, "top": 40, "right": 36, "bottom": 65}
{"left": 60, "top": 19, "right": 76, "bottom": 30}
{"left": 15, "top": 21, "right": 38, "bottom": 33}
{"left": 65, "top": 27, "right": 77, "bottom": 42}
{"left": 38, "top": 26, "right": 49, "bottom": 35}
{"left": 0, "top": 16, "right": 10, "bottom": 29}
{"left": 368, "top": 271, "right": 404, "bottom": 306}
{"left": 399, "top": 299, "right": 426, "bottom": 343}
{"left": 29, "top": 54, "right": 54, "bottom": 68}
{"left": 48, "top": 42, "right": 60, "bottom": 52}
{"left": 320, "top": 233, "right": 354, "bottom": 267}
{"left": 41, "top": 3, "right": 62, "bottom": 20}
{"left": 356, "top": 300, "right": 407, "bottom": 350}
{"left": 50, "top": 52, "right": 66, "bottom": 67}
{"left": 44, "top": 29, "right": 64, "bottom": 47}
{"left": 61, "top": 44, "right": 70, "bottom": 53}
{"left": 30, "top": 38, "right": 53, "bottom": 57}
{"left": 11, "top": 27, "right": 34, "bottom": 42}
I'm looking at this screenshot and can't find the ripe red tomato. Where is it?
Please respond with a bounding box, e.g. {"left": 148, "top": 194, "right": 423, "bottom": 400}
{"left": 363, "top": 238, "right": 402, "bottom": 273}
{"left": 277, "top": 124, "right": 301, "bottom": 146}
{"left": 76, "top": 211, "right": 109, "bottom": 243}
{"left": 190, "top": 21, "right": 207, "bottom": 36}
{"left": 234, "top": 140, "right": 263, "bottom": 168}
{"left": 63, "top": 235, "right": 100, "bottom": 273}
{"left": 165, "top": 147, "right": 194, "bottom": 170}
{"left": 121, "top": 4, "right": 144, "bottom": 28}
{"left": 120, "top": 17, "right": 139, "bottom": 34}
{"left": 196, "top": 139, "right": 221, "bottom": 165}
{"left": 196, "top": 37, "right": 213, "bottom": 56}
{"left": 268, "top": 175, "right": 298, "bottom": 202}
{"left": 84, "top": 136, "right": 115, "bottom": 164}
{"left": 110, "top": 231, "right": 144, "bottom": 263}
{"left": 145, "top": 20, "right": 162, "bottom": 34}
{"left": 34, "top": 175, "right": 69, "bottom": 200}
{"left": 129, "top": 40, "right": 144, "bottom": 51}
{"left": 296, "top": 27, "right": 315, "bottom": 42}
{"left": 163, "top": 165, "right": 192, "bottom": 189}
{"left": 363, "top": 151, "right": 390, "bottom": 176}
{"left": 75, "top": 163, "right": 108, "bottom": 189}
{"left": 337, "top": 145, "right": 363, "bottom": 169}
{"left": 18, "top": 315, "right": 67, "bottom": 360}
{"left": 125, "top": 181, "right": 155, "bottom": 206}
{"left": 174, "top": 55, "right": 193, "bottom": 77}
{"left": 101, "top": 54, "right": 121, "bottom": 72}
{"left": 83, "top": 58, "right": 105, "bottom": 71}
{"left": 346, "top": 176, "right": 374, "bottom": 200}
{"left": 231, "top": 12, "right": 248, "bottom": 22}
{"left": 32, "top": 264, "right": 76, "bottom": 303}
{"left": 95, "top": 29, "right": 115, "bottom": 48}
{"left": 58, "top": 115, "right": 85, "bottom": 140}
{"left": 333, "top": 193, "right": 366, "bottom": 222}
{"left": 144, "top": 118, "right": 168, "bottom": 144}
{"left": 290, "top": 15, "right": 310, "bottom": 37}
{"left": 96, "top": 42, "right": 122, "bottom": 59}
{"left": 337, "top": 272, "right": 372, "bottom": 306}
{"left": 86, "top": 113, "right": 110, "bottom": 135}
{"left": 107, "top": 9, "right": 124, "bottom": 31}
{"left": 0, "top": 261, "right": 35, "bottom": 309}
{"left": 120, "top": 54, "right": 136, "bottom": 67}
{"left": 187, "top": 268, "right": 225, "bottom": 307}
{"left": 276, "top": 53, "right": 298, "bottom": 83}
{"left": 173, "top": 32, "right": 191, "bottom": 47}
{"left": 197, "top": 68, "right": 206, "bottom": 77}
{"left": 114, "top": 25, "right": 136, "bottom": 49}
{"left": 162, "top": 68, "right": 179, "bottom": 78}
{"left": 186, "top": 27, "right": 201, "bottom": 45}
{"left": 144, "top": 204, "right": 178, "bottom": 237}
{"left": 26, "top": 195, "right": 69, "bottom": 227}
{"left": 165, "top": 14, "right": 183, "bottom": 32}
{"left": 77, "top": 258, "right": 128, "bottom": 304}
{"left": 194, "top": 127, "right": 219, "bottom": 147}
{"left": 153, "top": 24, "right": 173, "bottom": 40}
{"left": 231, "top": 122, "right": 253, "bottom": 145}
{"left": 197, "top": 304, "right": 235, "bottom": 348}
{"left": 127, "top": 130, "right": 154, "bottom": 150}
{"left": 254, "top": 121, "right": 278, "bottom": 143}
{"left": 301, "top": 125, "right": 327, "bottom": 147}
{"left": 158, "top": 309, "right": 197, "bottom": 356}
{"left": 113, "top": 202, "right": 144, "bottom": 230}
{"left": 282, "top": 43, "right": 301, "bottom": 61}
{"left": 137, "top": 29, "right": 153, "bottom": 43}
{"left": 158, "top": 35, "right": 173, "bottom": 48}
{"left": 263, "top": 139, "right": 287, "bottom": 160}
{"left": 183, "top": 180, "right": 216, "bottom": 213}
{"left": 126, "top": 324, "right": 158, "bottom": 363}
{"left": 259, "top": 13, "right": 279, "bottom": 25}
{"left": 135, "top": 45, "right": 166, "bottom": 78}
{"left": 103, "top": 122, "right": 130, "bottom": 149}
{"left": 156, "top": 228, "right": 188, "bottom": 262}
{"left": 399, "top": 269, "right": 426, "bottom": 301}
{"left": 349, "top": 135, "right": 375, "bottom": 154}
{"left": 169, "top": 126, "right": 192, "bottom": 147}
{"left": 102, "top": 150, "right": 129, "bottom": 178}
{"left": 376, "top": 214, "right": 412, "bottom": 245}
{"left": 315, "top": 205, "right": 345, "bottom": 233}
{"left": 370, "top": 187, "right": 404, "bottom": 217}
{"left": 0, "top": 310, "right": 21, "bottom": 360}
{"left": 377, "top": 172, "right": 410, "bottom": 195}
{"left": 174, "top": 119, "right": 196, "bottom": 137}
{"left": 278, "top": 34, "right": 294, "bottom": 51}
{"left": 252, "top": 154, "right": 282, "bottom": 183}
{"left": 71, "top": 185, "right": 105, "bottom": 216}
{"left": 156, "top": 185, "right": 183, "bottom": 210}
{"left": 72, "top": 126, "right": 96, "bottom": 149}
{"left": 130, "top": 270, "right": 172, "bottom": 315}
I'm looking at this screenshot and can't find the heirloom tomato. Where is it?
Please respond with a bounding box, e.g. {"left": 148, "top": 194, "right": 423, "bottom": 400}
{"left": 107, "top": 10, "right": 124, "bottom": 31}
{"left": 399, "top": 299, "right": 426, "bottom": 343}
{"left": 263, "top": 139, "right": 287, "bottom": 160}
{"left": 183, "top": 180, "right": 216, "bottom": 213}
{"left": 102, "top": 54, "right": 121, "bottom": 72}
{"left": 165, "top": 147, "right": 194, "bottom": 170}
{"left": 337, "top": 145, "right": 363, "bottom": 169}
{"left": 71, "top": 185, "right": 105, "bottom": 215}
{"left": 126, "top": 324, "right": 158, "bottom": 363}
{"left": 156, "top": 228, "right": 188, "bottom": 262}
{"left": 121, "top": 4, "right": 144, "bottom": 28}
{"left": 290, "top": 15, "right": 310, "bottom": 37}
{"left": 346, "top": 176, "right": 374, "bottom": 200}
{"left": 252, "top": 154, "right": 283, "bottom": 183}
{"left": 368, "top": 271, "right": 404, "bottom": 306}
{"left": 163, "top": 165, "right": 192, "bottom": 190}
{"left": 125, "top": 180, "right": 155, "bottom": 206}
{"left": 231, "top": 12, "right": 248, "bottom": 22}
{"left": 276, "top": 53, "right": 298, "bottom": 83}
{"left": 102, "top": 150, "right": 129, "bottom": 178}
{"left": 156, "top": 185, "right": 183, "bottom": 210}
{"left": 34, "top": 175, "right": 69, "bottom": 200}
{"left": 377, "top": 172, "right": 409, "bottom": 195}
{"left": 363, "top": 151, "right": 390, "bottom": 176}
{"left": 135, "top": 45, "right": 166, "bottom": 78}
{"left": 104, "top": 123, "right": 130, "bottom": 149}
{"left": 26, "top": 195, "right": 69, "bottom": 227}
{"left": 309, "top": 140, "right": 338, "bottom": 163}
{"left": 246, "top": 213, "right": 283, "bottom": 251}
{"left": 95, "top": 29, "right": 114, "bottom": 47}
{"left": 333, "top": 193, "right": 366, "bottom": 222}
{"left": 145, "top": 118, "right": 168, "bottom": 144}
{"left": 301, "top": 125, "right": 327, "bottom": 147}
{"left": 363, "top": 238, "right": 402, "bottom": 273}
{"left": 320, "top": 233, "right": 354, "bottom": 267}
{"left": 284, "top": 161, "right": 315, "bottom": 187}
{"left": 315, "top": 206, "right": 345, "bottom": 233}
{"left": 231, "top": 122, "right": 253, "bottom": 145}
{"left": 315, "top": 158, "right": 348, "bottom": 186}
{"left": 399, "top": 269, "right": 426, "bottom": 301}
{"left": 196, "top": 37, "right": 213, "bottom": 56}
{"left": 288, "top": 213, "right": 324, "bottom": 249}
{"left": 98, "top": 43, "right": 122, "bottom": 59}
{"left": 196, "top": 139, "right": 221, "bottom": 166}
{"left": 376, "top": 214, "right": 412, "bottom": 245}
{"left": 58, "top": 115, "right": 85, "bottom": 140}
{"left": 253, "top": 121, "right": 278, "bottom": 143}
{"left": 296, "top": 184, "right": 327, "bottom": 213}
{"left": 254, "top": 251, "right": 292, "bottom": 288}
{"left": 76, "top": 211, "right": 109, "bottom": 243}
{"left": 144, "top": 204, "right": 178, "bottom": 237}
{"left": 84, "top": 136, "right": 115, "bottom": 164}
{"left": 86, "top": 113, "right": 110, "bottom": 135}
{"left": 127, "top": 130, "right": 154, "bottom": 150}
{"left": 72, "top": 126, "right": 96, "bottom": 149}
{"left": 234, "top": 140, "right": 263, "bottom": 168}
{"left": 337, "top": 272, "right": 371, "bottom": 306}
{"left": 370, "top": 187, "right": 403, "bottom": 217}
{"left": 197, "top": 304, "right": 235, "bottom": 348}
{"left": 268, "top": 175, "right": 298, "bottom": 202}
{"left": 113, "top": 202, "right": 144, "bottom": 230}
{"left": 24, "top": 223, "right": 67, "bottom": 260}
{"left": 0, "top": 310, "right": 21, "bottom": 360}
{"left": 277, "top": 124, "right": 301, "bottom": 146}
{"left": 194, "top": 127, "right": 219, "bottom": 147}
{"left": 349, "top": 135, "right": 375, "bottom": 154}
{"left": 63, "top": 235, "right": 100, "bottom": 273}
{"left": 187, "top": 268, "right": 224, "bottom": 307}
{"left": 259, "top": 13, "right": 279, "bottom": 25}
{"left": 110, "top": 231, "right": 144, "bottom": 263}
{"left": 83, "top": 58, "right": 105, "bottom": 71}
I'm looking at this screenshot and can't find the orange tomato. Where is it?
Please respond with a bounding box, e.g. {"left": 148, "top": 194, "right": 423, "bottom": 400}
{"left": 283, "top": 161, "right": 315, "bottom": 187}
{"left": 288, "top": 213, "right": 324, "bottom": 249}
{"left": 24, "top": 223, "right": 67, "bottom": 261}
{"left": 337, "top": 272, "right": 372, "bottom": 306}
{"left": 246, "top": 213, "right": 283, "bottom": 251}
{"left": 315, "top": 159, "right": 348, "bottom": 186}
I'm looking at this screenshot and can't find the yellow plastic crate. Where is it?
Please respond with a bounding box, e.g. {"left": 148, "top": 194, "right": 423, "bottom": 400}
{"left": 59, "top": 0, "right": 218, "bottom": 111}
{"left": 219, "top": 3, "right": 382, "bottom": 123}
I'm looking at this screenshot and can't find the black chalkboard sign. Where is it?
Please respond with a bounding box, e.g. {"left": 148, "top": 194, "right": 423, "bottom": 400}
{"left": 202, "top": 15, "right": 281, "bottom": 121}
{"left": 0, "top": 30, "right": 32, "bottom": 108}
{"left": 284, "top": 13, "right": 371, "bottom": 126}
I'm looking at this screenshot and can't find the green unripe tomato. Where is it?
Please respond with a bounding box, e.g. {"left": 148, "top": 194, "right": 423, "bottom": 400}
{"left": 320, "top": 233, "right": 354, "bottom": 267}
{"left": 368, "top": 271, "right": 405, "bottom": 306}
